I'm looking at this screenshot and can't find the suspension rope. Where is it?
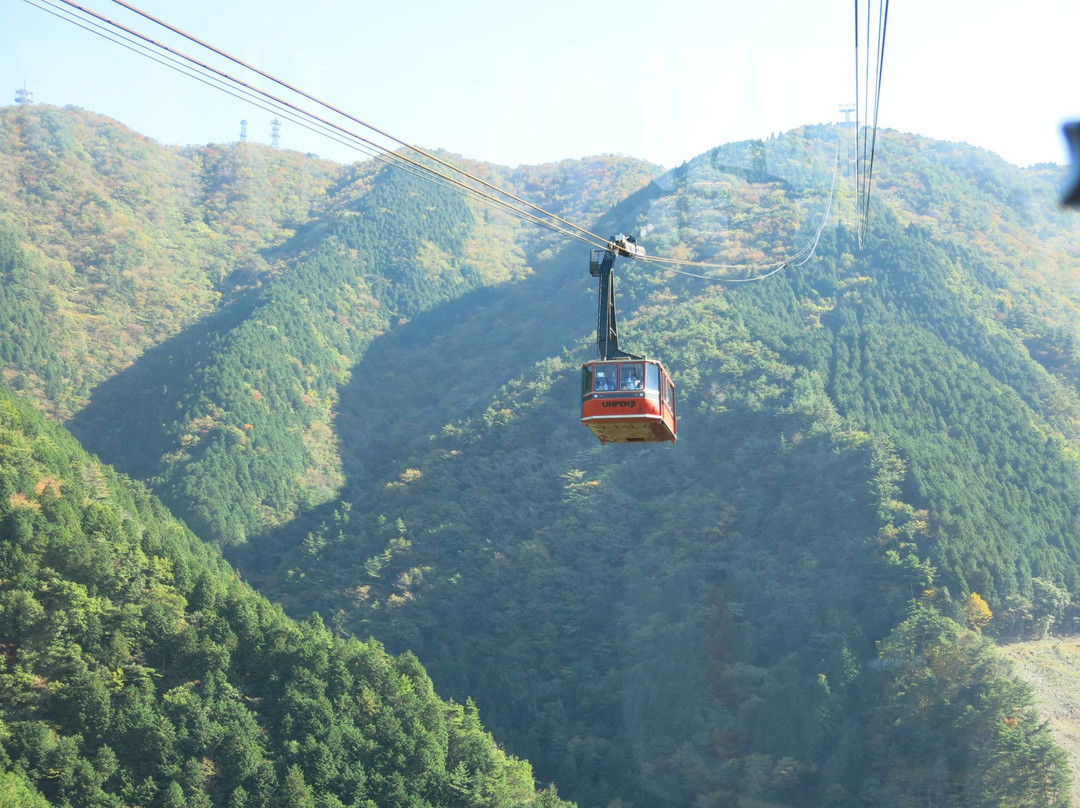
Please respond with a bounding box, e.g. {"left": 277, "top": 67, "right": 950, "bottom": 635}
{"left": 26, "top": 0, "right": 390, "bottom": 164}
{"left": 854, "top": 0, "right": 861, "bottom": 234}
{"left": 632, "top": 134, "right": 842, "bottom": 282}
{"left": 106, "top": 0, "right": 615, "bottom": 251}
{"left": 26, "top": 0, "right": 848, "bottom": 278}
{"left": 39, "top": 0, "right": 612, "bottom": 252}
{"left": 864, "top": 0, "right": 889, "bottom": 238}
{"left": 854, "top": 0, "right": 889, "bottom": 247}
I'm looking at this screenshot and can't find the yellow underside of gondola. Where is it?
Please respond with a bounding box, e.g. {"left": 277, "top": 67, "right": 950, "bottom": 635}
{"left": 582, "top": 415, "right": 675, "bottom": 444}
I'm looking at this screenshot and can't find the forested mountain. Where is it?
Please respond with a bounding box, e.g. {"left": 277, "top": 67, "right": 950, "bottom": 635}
{"left": 3, "top": 102, "right": 1080, "bottom": 807}
{"left": 0, "top": 104, "right": 343, "bottom": 418}
{"left": 0, "top": 382, "right": 572, "bottom": 808}
{"left": 244, "top": 176, "right": 1080, "bottom": 805}
{"left": 0, "top": 104, "right": 659, "bottom": 542}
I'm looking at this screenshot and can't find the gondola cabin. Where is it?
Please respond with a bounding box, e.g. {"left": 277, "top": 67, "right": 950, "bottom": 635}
{"left": 581, "top": 358, "right": 676, "bottom": 444}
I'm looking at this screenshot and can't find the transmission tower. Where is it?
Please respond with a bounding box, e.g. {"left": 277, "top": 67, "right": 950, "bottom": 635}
{"left": 839, "top": 104, "right": 855, "bottom": 125}
{"left": 270, "top": 118, "right": 281, "bottom": 148}
{"left": 14, "top": 80, "right": 33, "bottom": 105}
{"left": 239, "top": 119, "right": 248, "bottom": 142}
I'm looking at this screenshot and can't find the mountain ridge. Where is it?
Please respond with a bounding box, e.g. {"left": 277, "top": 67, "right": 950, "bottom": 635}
{"left": 3, "top": 103, "right": 1080, "bottom": 807}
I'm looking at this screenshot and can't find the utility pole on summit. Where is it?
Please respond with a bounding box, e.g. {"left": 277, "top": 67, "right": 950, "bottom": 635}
{"left": 14, "top": 80, "right": 33, "bottom": 105}
{"left": 271, "top": 118, "right": 281, "bottom": 148}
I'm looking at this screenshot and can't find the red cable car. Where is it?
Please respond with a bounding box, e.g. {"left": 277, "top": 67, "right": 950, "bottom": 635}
{"left": 581, "top": 358, "right": 676, "bottom": 444}
{"left": 580, "top": 236, "right": 677, "bottom": 444}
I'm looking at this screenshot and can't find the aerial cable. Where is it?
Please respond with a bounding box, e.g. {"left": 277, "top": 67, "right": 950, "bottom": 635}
{"left": 854, "top": 0, "right": 861, "bottom": 236}
{"left": 24, "top": 0, "right": 484, "bottom": 200}
{"left": 86, "top": 0, "right": 839, "bottom": 270}
{"left": 41, "top": 0, "right": 615, "bottom": 253}
{"left": 860, "top": 1, "right": 872, "bottom": 233}
{"left": 631, "top": 134, "right": 842, "bottom": 283}
{"left": 105, "top": 0, "right": 614, "bottom": 250}
{"left": 27, "top": 0, "right": 849, "bottom": 277}
{"left": 863, "top": 0, "right": 889, "bottom": 239}
{"left": 853, "top": 0, "right": 889, "bottom": 247}
{"left": 34, "top": 0, "right": 612, "bottom": 253}
{"left": 26, "top": 0, "right": 395, "bottom": 166}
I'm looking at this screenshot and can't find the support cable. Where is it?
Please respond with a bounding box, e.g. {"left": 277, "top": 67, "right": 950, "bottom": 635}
{"left": 107, "top": 0, "right": 614, "bottom": 250}
{"left": 28, "top": 0, "right": 596, "bottom": 246}
{"left": 635, "top": 135, "right": 842, "bottom": 282}
{"left": 26, "top": 0, "right": 850, "bottom": 279}
{"left": 862, "top": 0, "right": 889, "bottom": 238}
{"left": 42, "top": 0, "right": 613, "bottom": 252}
{"left": 27, "top": 0, "right": 390, "bottom": 163}
{"left": 854, "top": 0, "right": 889, "bottom": 247}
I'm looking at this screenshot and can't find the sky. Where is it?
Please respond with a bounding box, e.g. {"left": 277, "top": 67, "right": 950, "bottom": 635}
{"left": 2, "top": 0, "right": 1078, "bottom": 170}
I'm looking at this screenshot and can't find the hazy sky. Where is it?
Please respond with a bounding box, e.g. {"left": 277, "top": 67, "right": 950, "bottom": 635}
{"left": 3, "top": 0, "right": 1078, "bottom": 170}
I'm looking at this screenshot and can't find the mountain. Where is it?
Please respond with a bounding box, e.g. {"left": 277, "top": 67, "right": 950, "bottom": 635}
{"left": 0, "top": 104, "right": 660, "bottom": 544}
{"left": 0, "top": 104, "right": 342, "bottom": 419}
{"left": 226, "top": 128, "right": 1080, "bottom": 806}
{"left": 1000, "top": 637, "right": 1080, "bottom": 807}
{"left": 3, "top": 103, "right": 1080, "bottom": 807}
{"left": 0, "top": 381, "right": 574, "bottom": 808}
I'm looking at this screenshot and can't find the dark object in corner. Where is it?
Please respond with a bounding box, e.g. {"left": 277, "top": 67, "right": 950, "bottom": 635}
{"left": 1063, "top": 121, "right": 1080, "bottom": 207}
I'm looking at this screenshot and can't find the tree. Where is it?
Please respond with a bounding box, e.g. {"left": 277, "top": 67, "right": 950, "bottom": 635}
{"left": 159, "top": 780, "right": 187, "bottom": 808}
{"left": 963, "top": 592, "right": 993, "bottom": 630}
{"left": 0, "top": 770, "right": 51, "bottom": 808}
{"left": 1031, "top": 578, "right": 1069, "bottom": 639}
{"left": 277, "top": 765, "right": 315, "bottom": 808}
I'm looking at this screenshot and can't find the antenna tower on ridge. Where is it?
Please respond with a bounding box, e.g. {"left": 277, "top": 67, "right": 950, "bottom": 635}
{"left": 270, "top": 118, "right": 281, "bottom": 148}
{"left": 15, "top": 80, "right": 34, "bottom": 105}
{"left": 239, "top": 119, "right": 248, "bottom": 142}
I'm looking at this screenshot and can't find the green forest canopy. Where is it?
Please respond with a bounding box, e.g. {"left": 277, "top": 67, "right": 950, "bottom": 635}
{"left": 0, "top": 383, "right": 571, "bottom": 808}
{"left": 2, "top": 104, "right": 1080, "bottom": 807}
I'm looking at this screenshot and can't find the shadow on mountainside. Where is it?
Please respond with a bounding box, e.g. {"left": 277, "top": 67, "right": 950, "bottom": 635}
{"left": 223, "top": 173, "right": 678, "bottom": 576}
{"left": 67, "top": 169, "right": 675, "bottom": 580}
{"left": 68, "top": 291, "right": 263, "bottom": 480}
{"left": 226, "top": 241, "right": 603, "bottom": 579}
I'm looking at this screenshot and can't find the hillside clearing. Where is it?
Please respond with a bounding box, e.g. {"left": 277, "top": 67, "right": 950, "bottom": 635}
{"left": 999, "top": 637, "right": 1080, "bottom": 805}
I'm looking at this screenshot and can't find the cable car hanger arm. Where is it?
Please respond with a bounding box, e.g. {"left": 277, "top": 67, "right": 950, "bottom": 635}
{"left": 591, "top": 235, "right": 644, "bottom": 361}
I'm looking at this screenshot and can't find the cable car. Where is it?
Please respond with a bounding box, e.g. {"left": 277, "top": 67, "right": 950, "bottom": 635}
{"left": 581, "top": 358, "right": 676, "bottom": 443}
{"left": 580, "top": 236, "right": 677, "bottom": 444}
